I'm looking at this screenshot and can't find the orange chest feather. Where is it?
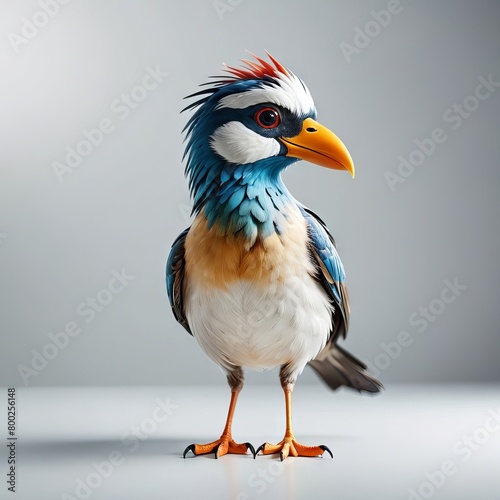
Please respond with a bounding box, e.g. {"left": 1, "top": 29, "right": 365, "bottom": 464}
{"left": 184, "top": 212, "right": 308, "bottom": 289}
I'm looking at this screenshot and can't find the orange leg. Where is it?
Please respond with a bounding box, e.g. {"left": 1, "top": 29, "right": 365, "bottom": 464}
{"left": 256, "top": 384, "right": 333, "bottom": 461}
{"left": 183, "top": 386, "right": 254, "bottom": 459}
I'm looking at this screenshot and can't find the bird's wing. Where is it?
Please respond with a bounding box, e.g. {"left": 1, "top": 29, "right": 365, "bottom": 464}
{"left": 300, "top": 206, "right": 382, "bottom": 393}
{"left": 299, "top": 205, "right": 350, "bottom": 343}
{"left": 166, "top": 228, "right": 192, "bottom": 335}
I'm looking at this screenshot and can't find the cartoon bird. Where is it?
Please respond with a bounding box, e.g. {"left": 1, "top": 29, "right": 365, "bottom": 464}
{"left": 166, "top": 53, "right": 382, "bottom": 461}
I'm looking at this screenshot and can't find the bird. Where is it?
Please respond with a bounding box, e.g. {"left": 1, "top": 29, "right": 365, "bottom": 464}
{"left": 166, "top": 52, "right": 382, "bottom": 461}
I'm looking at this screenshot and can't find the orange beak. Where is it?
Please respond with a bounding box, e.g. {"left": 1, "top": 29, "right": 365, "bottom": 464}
{"left": 281, "top": 117, "right": 355, "bottom": 178}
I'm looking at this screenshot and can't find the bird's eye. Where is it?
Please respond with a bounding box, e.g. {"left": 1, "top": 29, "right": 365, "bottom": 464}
{"left": 255, "top": 107, "right": 280, "bottom": 129}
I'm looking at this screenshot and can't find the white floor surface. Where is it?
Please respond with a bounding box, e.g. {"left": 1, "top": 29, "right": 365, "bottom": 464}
{"left": 1, "top": 384, "right": 499, "bottom": 500}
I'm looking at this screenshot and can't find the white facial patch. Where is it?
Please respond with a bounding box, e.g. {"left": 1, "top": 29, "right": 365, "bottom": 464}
{"left": 216, "top": 71, "right": 315, "bottom": 116}
{"left": 210, "top": 121, "right": 280, "bottom": 164}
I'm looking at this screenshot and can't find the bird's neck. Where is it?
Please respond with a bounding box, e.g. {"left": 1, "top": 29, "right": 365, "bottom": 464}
{"left": 194, "top": 160, "right": 296, "bottom": 244}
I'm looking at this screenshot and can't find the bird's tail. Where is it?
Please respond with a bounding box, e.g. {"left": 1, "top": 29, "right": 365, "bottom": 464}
{"left": 308, "top": 344, "right": 383, "bottom": 393}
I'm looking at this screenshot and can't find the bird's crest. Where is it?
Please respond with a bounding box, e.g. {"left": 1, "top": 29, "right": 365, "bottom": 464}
{"left": 182, "top": 52, "right": 304, "bottom": 114}
{"left": 221, "top": 51, "right": 290, "bottom": 83}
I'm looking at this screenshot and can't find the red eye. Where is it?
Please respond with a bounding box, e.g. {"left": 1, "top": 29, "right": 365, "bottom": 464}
{"left": 255, "top": 107, "right": 280, "bottom": 129}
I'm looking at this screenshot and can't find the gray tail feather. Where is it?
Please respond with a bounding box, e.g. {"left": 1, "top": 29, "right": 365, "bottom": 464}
{"left": 308, "top": 344, "right": 383, "bottom": 394}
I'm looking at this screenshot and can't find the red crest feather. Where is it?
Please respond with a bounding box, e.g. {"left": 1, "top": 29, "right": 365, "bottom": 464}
{"left": 222, "top": 51, "right": 289, "bottom": 83}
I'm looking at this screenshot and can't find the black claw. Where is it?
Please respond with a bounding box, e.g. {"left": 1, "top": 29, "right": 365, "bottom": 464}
{"left": 255, "top": 444, "right": 265, "bottom": 457}
{"left": 214, "top": 443, "right": 221, "bottom": 459}
{"left": 245, "top": 442, "right": 256, "bottom": 458}
{"left": 183, "top": 444, "right": 196, "bottom": 458}
{"left": 279, "top": 451, "right": 284, "bottom": 462}
{"left": 319, "top": 445, "right": 333, "bottom": 458}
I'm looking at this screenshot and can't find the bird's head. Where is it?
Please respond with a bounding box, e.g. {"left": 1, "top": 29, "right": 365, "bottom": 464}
{"left": 182, "top": 53, "right": 355, "bottom": 233}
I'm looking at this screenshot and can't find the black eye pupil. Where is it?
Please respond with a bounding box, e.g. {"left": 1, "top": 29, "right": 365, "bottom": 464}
{"left": 261, "top": 110, "right": 276, "bottom": 125}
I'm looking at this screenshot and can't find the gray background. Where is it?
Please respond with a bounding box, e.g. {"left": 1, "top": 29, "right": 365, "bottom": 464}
{"left": 1, "top": 0, "right": 499, "bottom": 387}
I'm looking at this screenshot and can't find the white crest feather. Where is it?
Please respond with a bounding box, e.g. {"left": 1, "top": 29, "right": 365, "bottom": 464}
{"left": 216, "top": 71, "right": 315, "bottom": 116}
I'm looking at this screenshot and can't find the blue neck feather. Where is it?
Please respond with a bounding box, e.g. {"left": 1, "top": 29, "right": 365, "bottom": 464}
{"left": 182, "top": 80, "right": 299, "bottom": 240}
{"left": 203, "top": 157, "right": 297, "bottom": 240}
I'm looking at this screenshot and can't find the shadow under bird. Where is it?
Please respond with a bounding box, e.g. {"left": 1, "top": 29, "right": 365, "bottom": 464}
{"left": 166, "top": 52, "right": 382, "bottom": 461}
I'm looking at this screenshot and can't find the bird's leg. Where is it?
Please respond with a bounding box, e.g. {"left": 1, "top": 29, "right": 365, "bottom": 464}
{"left": 183, "top": 367, "right": 255, "bottom": 459}
{"left": 256, "top": 367, "right": 333, "bottom": 461}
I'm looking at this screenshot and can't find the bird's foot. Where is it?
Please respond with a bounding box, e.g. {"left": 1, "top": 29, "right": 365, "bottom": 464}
{"left": 183, "top": 434, "right": 255, "bottom": 459}
{"left": 255, "top": 435, "right": 332, "bottom": 461}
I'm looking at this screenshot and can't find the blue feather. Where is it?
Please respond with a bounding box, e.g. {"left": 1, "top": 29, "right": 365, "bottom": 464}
{"left": 249, "top": 200, "right": 267, "bottom": 223}
{"left": 238, "top": 199, "right": 252, "bottom": 217}
{"left": 220, "top": 169, "right": 231, "bottom": 184}
{"left": 223, "top": 188, "right": 246, "bottom": 218}
{"left": 299, "top": 206, "right": 346, "bottom": 302}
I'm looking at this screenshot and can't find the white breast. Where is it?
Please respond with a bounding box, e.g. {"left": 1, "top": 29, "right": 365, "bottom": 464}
{"left": 184, "top": 226, "right": 333, "bottom": 378}
{"left": 186, "top": 274, "right": 332, "bottom": 376}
